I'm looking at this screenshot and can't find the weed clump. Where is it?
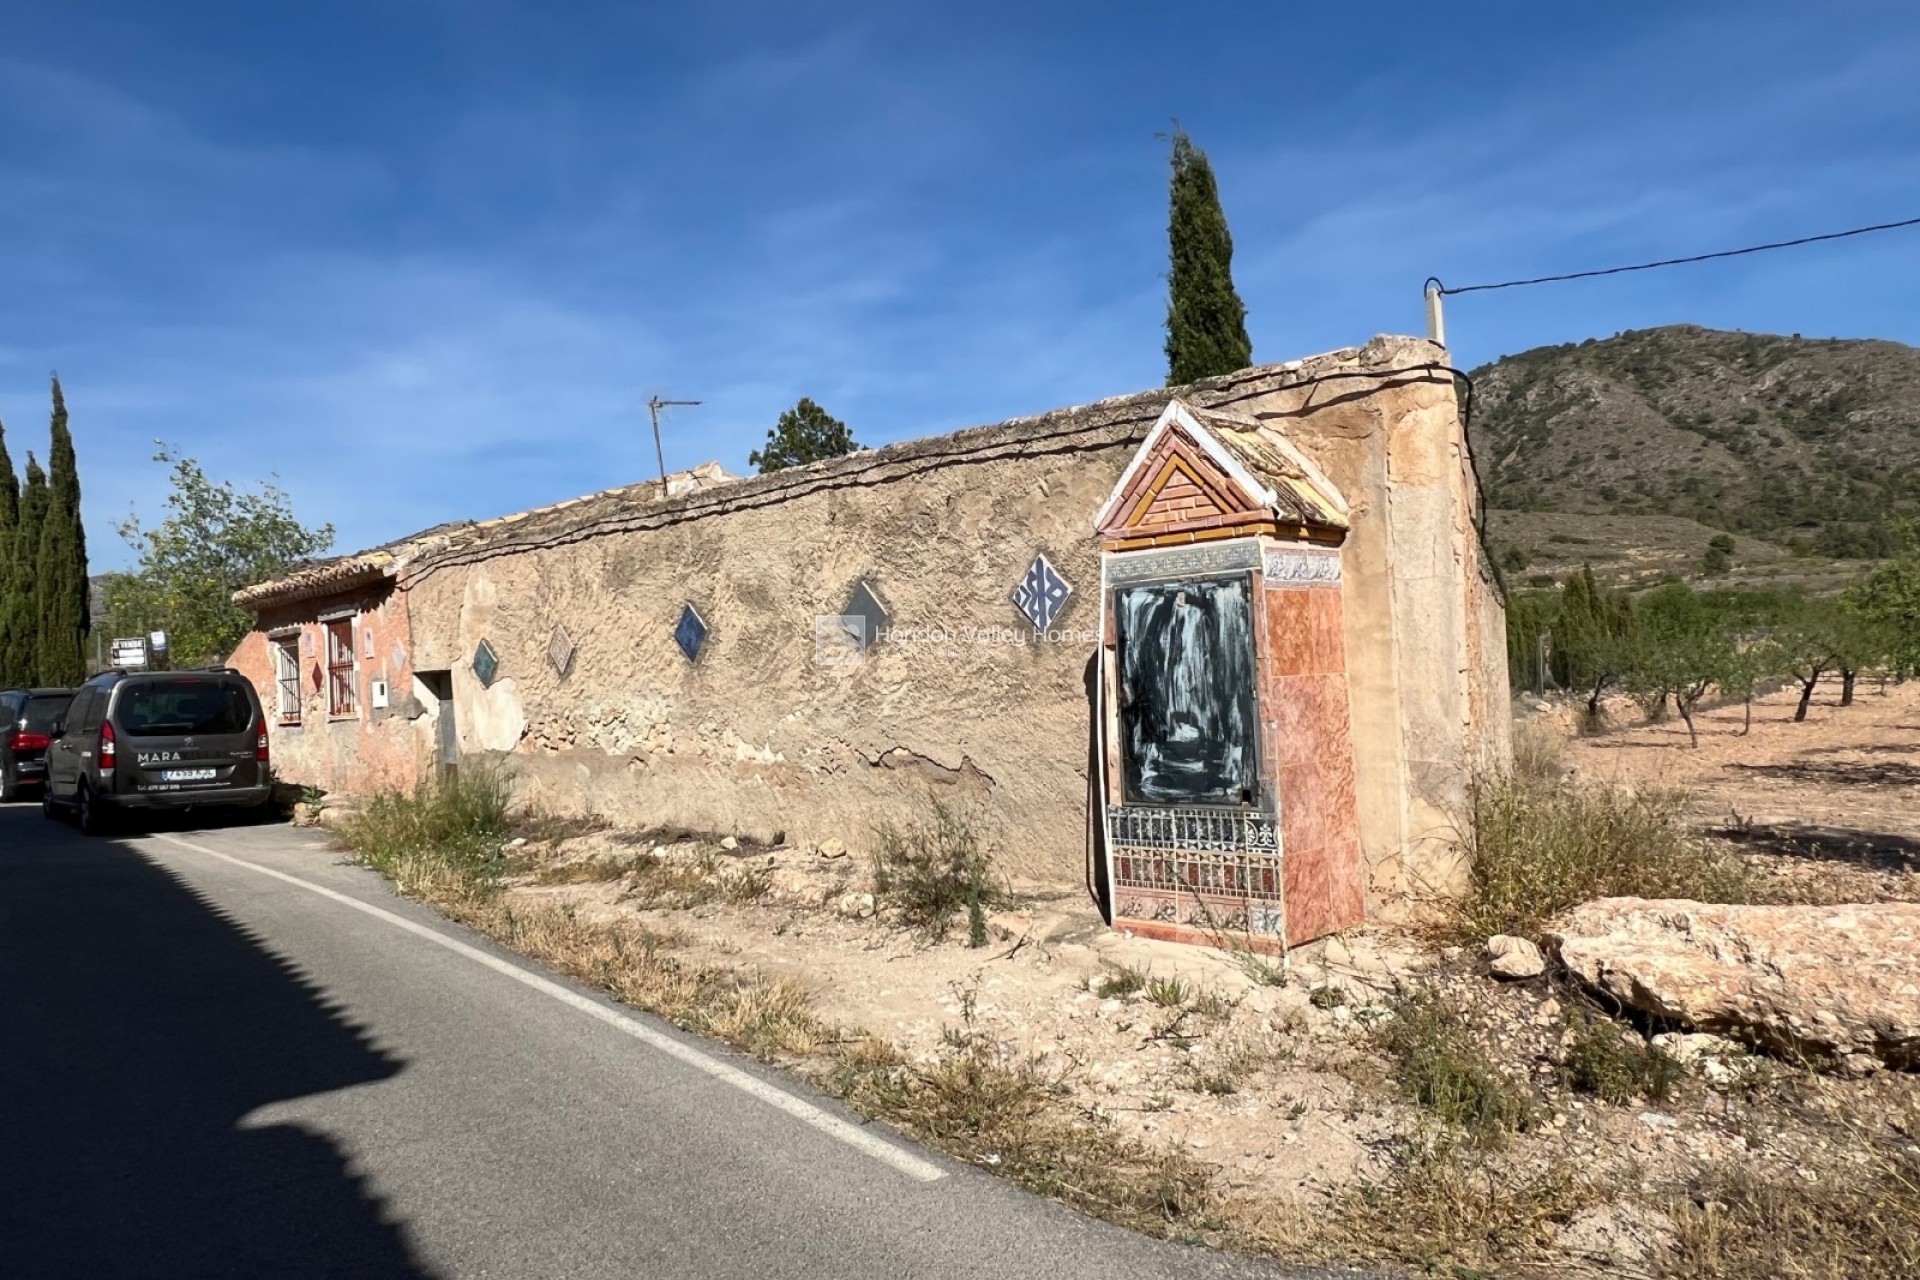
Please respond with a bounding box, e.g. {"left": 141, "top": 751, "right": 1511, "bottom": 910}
{"left": 1450, "top": 774, "right": 1755, "bottom": 941}
{"left": 870, "top": 799, "right": 1004, "bottom": 936}
{"left": 1557, "top": 1009, "right": 1683, "bottom": 1105}
{"left": 1094, "top": 964, "right": 1148, "bottom": 999}
{"left": 1374, "top": 991, "right": 1532, "bottom": 1146}
{"left": 337, "top": 764, "right": 515, "bottom": 900}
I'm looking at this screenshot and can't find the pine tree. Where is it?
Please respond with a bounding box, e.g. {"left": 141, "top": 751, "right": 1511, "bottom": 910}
{"left": 1164, "top": 127, "right": 1252, "bottom": 385}
{"left": 8, "top": 455, "right": 49, "bottom": 686}
{"left": 0, "top": 416, "right": 21, "bottom": 686}
{"left": 35, "top": 377, "right": 89, "bottom": 685}
{"left": 749, "top": 398, "right": 860, "bottom": 474}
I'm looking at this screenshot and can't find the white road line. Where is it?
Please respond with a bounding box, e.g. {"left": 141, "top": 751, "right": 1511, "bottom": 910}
{"left": 147, "top": 832, "right": 948, "bottom": 1184}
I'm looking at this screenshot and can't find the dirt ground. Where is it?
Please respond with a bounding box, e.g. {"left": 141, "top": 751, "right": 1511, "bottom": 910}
{"left": 1551, "top": 674, "right": 1920, "bottom": 902}
{"left": 494, "top": 673, "right": 1920, "bottom": 1275}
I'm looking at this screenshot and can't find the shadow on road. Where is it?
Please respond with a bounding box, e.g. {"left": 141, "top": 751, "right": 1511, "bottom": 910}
{"left": 0, "top": 807, "right": 438, "bottom": 1278}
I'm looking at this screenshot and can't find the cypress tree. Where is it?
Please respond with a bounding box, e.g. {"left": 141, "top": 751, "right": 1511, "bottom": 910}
{"left": 35, "top": 376, "right": 89, "bottom": 685}
{"left": 0, "top": 417, "right": 20, "bottom": 686}
{"left": 9, "top": 455, "right": 48, "bottom": 686}
{"left": 1164, "top": 127, "right": 1253, "bottom": 385}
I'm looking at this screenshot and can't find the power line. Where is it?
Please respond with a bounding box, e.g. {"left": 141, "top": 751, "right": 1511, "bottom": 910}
{"left": 1428, "top": 213, "right": 1920, "bottom": 297}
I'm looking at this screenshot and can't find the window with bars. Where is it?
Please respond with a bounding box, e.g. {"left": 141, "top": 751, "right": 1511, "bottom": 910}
{"left": 326, "top": 619, "right": 358, "bottom": 717}
{"left": 273, "top": 636, "right": 302, "bottom": 725}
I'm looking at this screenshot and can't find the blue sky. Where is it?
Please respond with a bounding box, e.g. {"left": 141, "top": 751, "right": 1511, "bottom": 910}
{"left": 3, "top": 1, "right": 1918, "bottom": 566}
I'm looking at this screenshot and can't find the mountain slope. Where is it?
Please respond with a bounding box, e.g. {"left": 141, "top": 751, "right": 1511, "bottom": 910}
{"left": 1471, "top": 325, "right": 1920, "bottom": 556}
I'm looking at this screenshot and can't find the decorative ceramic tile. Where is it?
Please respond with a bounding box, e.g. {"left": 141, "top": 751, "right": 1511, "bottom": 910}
{"left": 1103, "top": 539, "right": 1260, "bottom": 584}
{"left": 1010, "top": 553, "right": 1072, "bottom": 630}
{"left": 674, "top": 604, "right": 709, "bottom": 662}
{"left": 547, "top": 625, "right": 577, "bottom": 680}
{"left": 1261, "top": 547, "right": 1342, "bottom": 587}
{"left": 842, "top": 580, "right": 889, "bottom": 653}
{"left": 473, "top": 639, "right": 500, "bottom": 689}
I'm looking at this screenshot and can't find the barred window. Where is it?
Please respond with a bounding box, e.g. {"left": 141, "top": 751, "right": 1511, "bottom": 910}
{"left": 273, "top": 636, "right": 301, "bottom": 725}
{"left": 326, "top": 619, "right": 358, "bottom": 717}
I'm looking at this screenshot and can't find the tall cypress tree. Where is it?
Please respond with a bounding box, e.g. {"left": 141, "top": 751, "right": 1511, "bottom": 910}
{"left": 1164, "top": 128, "right": 1253, "bottom": 385}
{"left": 35, "top": 376, "right": 88, "bottom": 685}
{"left": 0, "top": 416, "right": 20, "bottom": 687}
{"left": 9, "top": 455, "right": 48, "bottom": 686}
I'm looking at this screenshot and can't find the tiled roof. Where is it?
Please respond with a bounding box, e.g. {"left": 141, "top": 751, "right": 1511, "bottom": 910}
{"left": 234, "top": 335, "right": 1446, "bottom": 606}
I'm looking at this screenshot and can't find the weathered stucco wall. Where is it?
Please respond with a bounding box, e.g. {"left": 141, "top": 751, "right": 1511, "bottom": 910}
{"left": 242, "top": 335, "right": 1507, "bottom": 907}
{"left": 230, "top": 583, "right": 435, "bottom": 796}
{"left": 404, "top": 429, "right": 1129, "bottom": 886}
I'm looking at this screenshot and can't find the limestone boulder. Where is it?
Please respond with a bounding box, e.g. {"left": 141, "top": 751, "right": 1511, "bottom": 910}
{"left": 1547, "top": 899, "right": 1920, "bottom": 1069}
{"left": 1485, "top": 934, "right": 1546, "bottom": 980}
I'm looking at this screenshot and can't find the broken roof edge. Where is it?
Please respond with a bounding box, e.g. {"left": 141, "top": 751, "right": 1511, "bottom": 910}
{"left": 235, "top": 334, "right": 1449, "bottom": 606}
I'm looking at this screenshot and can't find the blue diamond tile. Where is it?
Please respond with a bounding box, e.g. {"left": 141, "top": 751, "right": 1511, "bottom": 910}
{"left": 1010, "top": 553, "right": 1072, "bottom": 631}
{"left": 675, "top": 604, "right": 709, "bottom": 662}
{"left": 473, "top": 638, "right": 500, "bottom": 688}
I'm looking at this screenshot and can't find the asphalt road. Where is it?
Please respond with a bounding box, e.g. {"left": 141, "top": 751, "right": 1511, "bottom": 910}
{"left": 0, "top": 803, "right": 1363, "bottom": 1280}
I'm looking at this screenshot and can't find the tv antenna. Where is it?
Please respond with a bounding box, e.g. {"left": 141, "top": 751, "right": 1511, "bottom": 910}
{"left": 647, "top": 395, "right": 702, "bottom": 498}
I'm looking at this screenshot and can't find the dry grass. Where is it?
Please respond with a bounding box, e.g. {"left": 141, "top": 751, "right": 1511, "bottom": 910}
{"left": 1446, "top": 773, "right": 1758, "bottom": 942}
{"left": 1249, "top": 1136, "right": 1606, "bottom": 1276}
{"left": 1665, "top": 1113, "right": 1920, "bottom": 1280}
{"left": 830, "top": 1033, "right": 1218, "bottom": 1235}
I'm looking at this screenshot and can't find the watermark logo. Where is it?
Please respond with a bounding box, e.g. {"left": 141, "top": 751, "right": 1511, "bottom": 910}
{"left": 814, "top": 614, "right": 868, "bottom": 665}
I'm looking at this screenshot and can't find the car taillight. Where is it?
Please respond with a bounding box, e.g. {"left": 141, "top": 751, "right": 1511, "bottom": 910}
{"left": 100, "top": 721, "right": 117, "bottom": 774}
{"left": 10, "top": 731, "right": 50, "bottom": 751}
{"left": 257, "top": 727, "right": 270, "bottom": 763}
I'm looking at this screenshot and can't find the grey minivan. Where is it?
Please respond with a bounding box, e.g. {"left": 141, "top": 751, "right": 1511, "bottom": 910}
{"left": 43, "top": 668, "right": 271, "bottom": 834}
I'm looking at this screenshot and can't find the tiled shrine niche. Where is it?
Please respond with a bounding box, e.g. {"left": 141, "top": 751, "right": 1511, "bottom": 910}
{"left": 1095, "top": 401, "right": 1365, "bottom": 952}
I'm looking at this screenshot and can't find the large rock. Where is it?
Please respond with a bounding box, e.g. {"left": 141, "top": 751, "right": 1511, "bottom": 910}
{"left": 1547, "top": 899, "right": 1920, "bottom": 1069}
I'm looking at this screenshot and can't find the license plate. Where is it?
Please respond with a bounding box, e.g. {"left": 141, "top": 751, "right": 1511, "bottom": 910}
{"left": 164, "top": 768, "right": 217, "bottom": 782}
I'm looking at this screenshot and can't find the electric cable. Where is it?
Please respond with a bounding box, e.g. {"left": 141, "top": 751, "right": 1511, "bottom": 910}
{"left": 1428, "top": 214, "right": 1920, "bottom": 296}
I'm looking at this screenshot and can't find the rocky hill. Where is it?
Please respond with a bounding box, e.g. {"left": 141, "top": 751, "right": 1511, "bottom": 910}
{"left": 1472, "top": 326, "right": 1920, "bottom": 565}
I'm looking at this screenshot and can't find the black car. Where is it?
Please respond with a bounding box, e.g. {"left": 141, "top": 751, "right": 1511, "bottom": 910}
{"left": 43, "top": 668, "right": 271, "bottom": 834}
{"left": 1, "top": 687, "right": 74, "bottom": 801}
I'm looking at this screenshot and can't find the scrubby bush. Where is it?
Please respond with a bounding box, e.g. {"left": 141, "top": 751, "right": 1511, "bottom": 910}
{"left": 870, "top": 798, "right": 1005, "bottom": 937}
{"left": 1447, "top": 775, "right": 1754, "bottom": 941}
{"left": 337, "top": 763, "right": 515, "bottom": 900}
{"left": 1556, "top": 1009, "right": 1683, "bottom": 1104}
{"left": 1374, "top": 992, "right": 1532, "bottom": 1146}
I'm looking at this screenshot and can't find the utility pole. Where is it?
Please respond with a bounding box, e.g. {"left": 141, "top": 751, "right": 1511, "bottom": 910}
{"left": 647, "top": 396, "right": 702, "bottom": 498}
{"left": 1423, "top": 278, "right": 1447, "bottom": 348}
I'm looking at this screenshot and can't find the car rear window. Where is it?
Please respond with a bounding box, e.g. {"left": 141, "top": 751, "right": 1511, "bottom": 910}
{"left": 115, "top": 681, "right": 256, "bottom": 737}
{"left": 22, "top": 695, "right": 71, "bottom": 734}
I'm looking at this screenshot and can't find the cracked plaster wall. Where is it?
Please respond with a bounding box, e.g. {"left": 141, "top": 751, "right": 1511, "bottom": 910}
{"left": 375, "top": 337, "right": 1509, "bottom": 898}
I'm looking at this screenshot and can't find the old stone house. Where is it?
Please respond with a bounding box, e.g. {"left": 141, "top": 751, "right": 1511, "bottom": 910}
{"left": 230, "top": 336, "right": 1507, "bottom": 945}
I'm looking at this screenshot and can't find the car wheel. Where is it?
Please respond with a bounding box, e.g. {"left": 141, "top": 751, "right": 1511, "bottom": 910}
{"left": 0, "top": 763, "right": 16, "bottom": 803}
{"left": 77, "top": 785, "right": 113, "bottom": 836}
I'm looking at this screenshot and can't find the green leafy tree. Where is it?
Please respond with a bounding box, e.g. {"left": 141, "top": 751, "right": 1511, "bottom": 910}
{"left": 1163, "top": 127, "right": 1252, "bottom": 385}
{"left": 1554, "top": 565, "right": 1636, "bottom": 722}
{"left": 748, "top": 397, "right": 859, "bottom": 474}
{"left": 1844, "top": 522, "right": 1920, "bottom": 678}
{"left": 0, "top": 415, "right": 21, "bottom": 686}
{"left": 1625, "top": 583, "right": 1734, "bottom": 747}
{"left": 5, "top": 456, "right": 49, "bottom": 685}
{"left": 1769, "top": 597, "right": 1850, "bottom": 723}
{"left": 104, "top": 447, "right": 334, "bottom": 667}
{"left": 33, "top": 376, "right": 89, "bottom": 685}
